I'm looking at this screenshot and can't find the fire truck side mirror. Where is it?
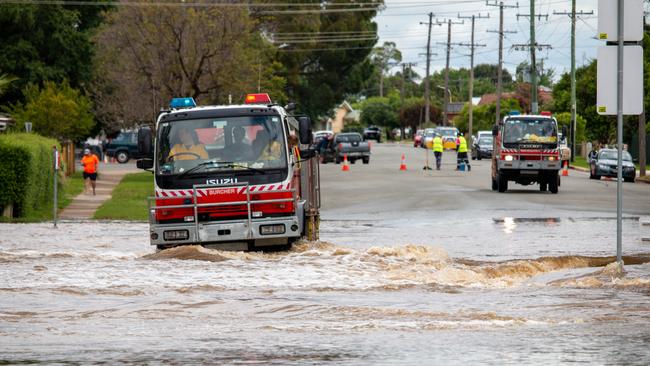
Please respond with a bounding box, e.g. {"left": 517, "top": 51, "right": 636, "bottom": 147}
{"left": 136, "top": 158, "right": 154, "bottom": 170}
{"left": 561, "top": 125, "right": 568, "bottom": 138}
{"left": 492, "top": 124, "right": 499, "bottom": 137}
{"left": 285, "top": 102, "right": 296, "bottom": 112}
{"left": 298, "top": 116, "right": 313, "bottom": 145}
{"left": 138, "top": 127, "right": 153, "bottom": 156}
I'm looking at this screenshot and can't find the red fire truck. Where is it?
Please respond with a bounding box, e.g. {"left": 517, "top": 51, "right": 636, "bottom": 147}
{"left": 136, "top": 93, "right": 320, "bottom": 251}
{"left": 491, "top": 112, "right": 566, "bottom": 193}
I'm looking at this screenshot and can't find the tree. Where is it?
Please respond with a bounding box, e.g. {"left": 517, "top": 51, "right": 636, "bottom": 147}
{"left": 0, "top": 4, "right": 105, "bottom": 104}
{"left": 269, "top": 3, "right": 380, "bottom": 119}
{"left": 398, "top": 97, "right": 441, "bottom": 130}
{"left": 93, "top": 6, "right": 277, "bottom": 128}
{"left": 370, "top": 41, "right": 402, "bottom": 98}
{"left": 454, "top": 98, "right": 521, "bottom": 133}
{"left": 516, "top": 61, "right": 555, "bottom": 87}
{"left": 9, "top": 81, "right": 94, "bottom": 141}
{"left": 360, "top": 97, "right": 398, "bottom": 134}
{"left": 554, "top": 112, "right": 586, "bottom": 143}
{"left": 0, "top": 74, "right": 17, "bottom": 98}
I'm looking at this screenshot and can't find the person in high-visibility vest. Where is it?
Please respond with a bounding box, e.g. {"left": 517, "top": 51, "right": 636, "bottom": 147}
{"left": 432, "top": 134, "right": 444, "bottom": 170}
{"left": 456, "top": 133, "right": 471, "bottom": 171}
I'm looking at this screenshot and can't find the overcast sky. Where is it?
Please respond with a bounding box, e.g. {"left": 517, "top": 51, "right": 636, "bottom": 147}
{"left": 374, "top": 0, "right": 611, "bottom": 82}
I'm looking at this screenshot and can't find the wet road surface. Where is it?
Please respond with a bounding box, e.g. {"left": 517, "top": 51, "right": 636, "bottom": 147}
{"left": 1, "top": 145, "right": 650, "bottom": 364}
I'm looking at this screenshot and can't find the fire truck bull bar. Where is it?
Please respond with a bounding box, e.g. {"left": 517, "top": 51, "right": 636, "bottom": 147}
{"left": 147, "top": 182, "right": 299, "bottom": 247}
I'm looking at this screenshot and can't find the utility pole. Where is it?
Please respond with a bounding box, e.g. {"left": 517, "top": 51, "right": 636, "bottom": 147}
{"left": 458, "top": 12, "right": 489, "bottom": 139}
{"left": 487, "top": 1, "right": 518, "bottom": 125}
{"left": 517, "top": 0, "right": 549, "bottom": 114}
{"left": 400, "top": 62, "right": 417, "bottom": 105}
{"left": 420, "top": 13, "right": 436, "bottom": 125}
{"left": 554, "top": 4, "right": 593, "bottom": 163}
{"left": 437, "top": 18, "right": 464, "bottom": 126}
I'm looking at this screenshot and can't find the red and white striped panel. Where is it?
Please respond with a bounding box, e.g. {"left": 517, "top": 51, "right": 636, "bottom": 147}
{"left": 155, "top": 182, "right": 292, "bottom": 198}
{"left": 500, "top": 149, "right": 558, "bottom": 155}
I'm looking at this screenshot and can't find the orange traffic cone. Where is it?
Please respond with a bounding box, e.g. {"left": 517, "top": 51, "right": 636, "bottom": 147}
{"left": 399, "top": 154, "right": 407, "bottom": 171}
{"left": 342, "top": 154, "right": 350, "bottom": 172}
{"left": 562, "top": 160, "right": 569, "bottom": 176}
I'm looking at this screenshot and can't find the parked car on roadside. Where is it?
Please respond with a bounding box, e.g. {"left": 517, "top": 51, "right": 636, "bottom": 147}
{"left": 471, "top": 135, "right": 493, "bottom": 160}
{"left": 322, "top": 132, "right": 371, "bottom": 164}
{"left": 434, "top": 126, "right": 459, "bottom": 150}
{"left": 589, "top": 148, "right": 636, "bottom": 182}
{"left": 363, "top": 126, "right": 382, "bottom": 143}
{"left": 105, "top": 131, "right": 147, "bottom": 164}
{"left": 422, "top": 128, "right": 436, "bottom": 149}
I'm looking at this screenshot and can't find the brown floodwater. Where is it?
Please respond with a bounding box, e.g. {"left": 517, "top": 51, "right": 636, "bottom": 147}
{"left": 1, "top": 216, "right": 650, "bottom": 364}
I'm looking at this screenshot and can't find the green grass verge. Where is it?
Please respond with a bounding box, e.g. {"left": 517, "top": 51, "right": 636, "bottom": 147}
{"left": 59, "top": 172, "right": 85, "bottom": 210}
{"left": 93, "top": 172, "right": 154, "bottom": 221}
{"left": 572, "top": 156, "right": 589, "bottom": 169}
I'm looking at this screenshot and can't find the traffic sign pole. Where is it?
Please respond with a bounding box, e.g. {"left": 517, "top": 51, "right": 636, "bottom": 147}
{"left": 616, "top": 0, "right": 623, "bottom": 264}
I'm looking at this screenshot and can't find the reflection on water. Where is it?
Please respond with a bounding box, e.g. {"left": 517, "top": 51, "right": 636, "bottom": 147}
{"left": 1, "top": 222, "right": 650, "bottom": 364}
{"left": 503, "top": 217, "right": 516, "bottom": 234}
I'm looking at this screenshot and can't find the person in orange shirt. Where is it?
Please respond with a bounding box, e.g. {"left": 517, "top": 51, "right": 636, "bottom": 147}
{"left": 81, "top": 148, "right": 100, "bottom": 195}
{"left": 168, "top": 127, "right": 208, "bottom": 161}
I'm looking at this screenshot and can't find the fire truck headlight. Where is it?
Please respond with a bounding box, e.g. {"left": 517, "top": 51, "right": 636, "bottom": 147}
{"left": 547, "top": 156, "right": 556, "bottom": 161}
{"left": 260, "top": 224, "right": 285, "bottom": 235}
{"left": 184, "top": 216, "right": 195, "bottom": 222}
{"left": 504, "top": 155, "right": 514, "bottom": 161}
{"left": 163, "top": 230, "right": 189, "bottom": 241}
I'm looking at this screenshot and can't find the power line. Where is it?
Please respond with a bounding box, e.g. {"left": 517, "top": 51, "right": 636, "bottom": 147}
{"left": 487, "top": 0, "right": 518, "bottom": 125}
{"left": 458, "top": 11, "right": 489, "bottom": 138}
{"left": 435, "top": 18, "right": 465, "bottom": 126}
{"left": 553, "top": 4, "right": 593, "bottom": 162}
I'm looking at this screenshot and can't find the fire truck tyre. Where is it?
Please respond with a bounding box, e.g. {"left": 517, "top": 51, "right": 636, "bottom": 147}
{"left": 363, "top": 157, "right": 370, "bottom": 164}
{"left": 549, "top": 174, "right": 559, "bottom": 194}
{"left": 497, "top": 173, "right": 508, "bottom": 192}
{"left": 350, "top": 159, "right": 356, "bottom": 164}
{"left": 624, "top": 177, "right": 635, "bottom": 183}
{"left": 539, "top": 182, "right": 548, "bottom": 192}
{"left": 477, "top": 154, "right": 482, "bottom": 161}
{"left": 335, "top": 157, "right": 342, "bottom": 164}
{"left": 491, "top": 177, "right": 498, "bottom": 191}
{"left": 116, "top": 150, "right": 130, "bottom": 164}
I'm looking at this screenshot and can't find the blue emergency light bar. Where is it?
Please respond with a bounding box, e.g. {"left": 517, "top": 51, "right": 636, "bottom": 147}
{"left": 170, "top": 97, "right": 196, "bottom": 109}
{"left": 508, "top": 110, "right": 521, "bottom": 116}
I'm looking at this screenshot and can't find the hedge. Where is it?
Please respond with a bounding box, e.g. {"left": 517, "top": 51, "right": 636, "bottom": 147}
{"left": 0, "top": 133, "right": 60, "bottom": 219}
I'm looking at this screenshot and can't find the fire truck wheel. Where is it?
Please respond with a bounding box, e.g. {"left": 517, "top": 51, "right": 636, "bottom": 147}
{"left": 497, "top": 173, "right": 508, "bottom": 193}
{"left": 539, "top": 182, "right": 548, "bottom": 192}
{"left": 491, "top": 178, "right": 498, "bottom": 191}
{"left": 350, "top": 159, "right": 356, "bottom": 164}
{"left": 549, "top": 174, "right": 559, "bottom": 194}
{"left": 363, "top": 157, "right": 370, "bottom": 164}
{"left": 335, "top": 157, "right": 342, "bottom": 164}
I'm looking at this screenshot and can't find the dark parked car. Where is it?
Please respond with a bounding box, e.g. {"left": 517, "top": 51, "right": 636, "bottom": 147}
{"left": 363, "top": 126, "right": 382, "bottom": 143}
{"left": 105, "top": 131, "right": 145, "bottom": 164}
{"left": 471, "top": 136, "right": 493, "bottom": 160}
{"left": 322, "top": 132, "right": 371, "bottom": 164}
{"left": 589, "top": 149, "right": 636, "bottom": 182}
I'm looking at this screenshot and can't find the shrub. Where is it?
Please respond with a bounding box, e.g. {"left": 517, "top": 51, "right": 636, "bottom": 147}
{"left": 0, "top": 133, "right": 60, "bottom": 218}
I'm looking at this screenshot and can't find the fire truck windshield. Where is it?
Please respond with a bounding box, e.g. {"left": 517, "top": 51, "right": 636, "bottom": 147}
{"left": 156, "top": 115, "right": 287, "bottom": 176}
{"left": 503, "top": 118, "right": 557, "bottom": 145}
